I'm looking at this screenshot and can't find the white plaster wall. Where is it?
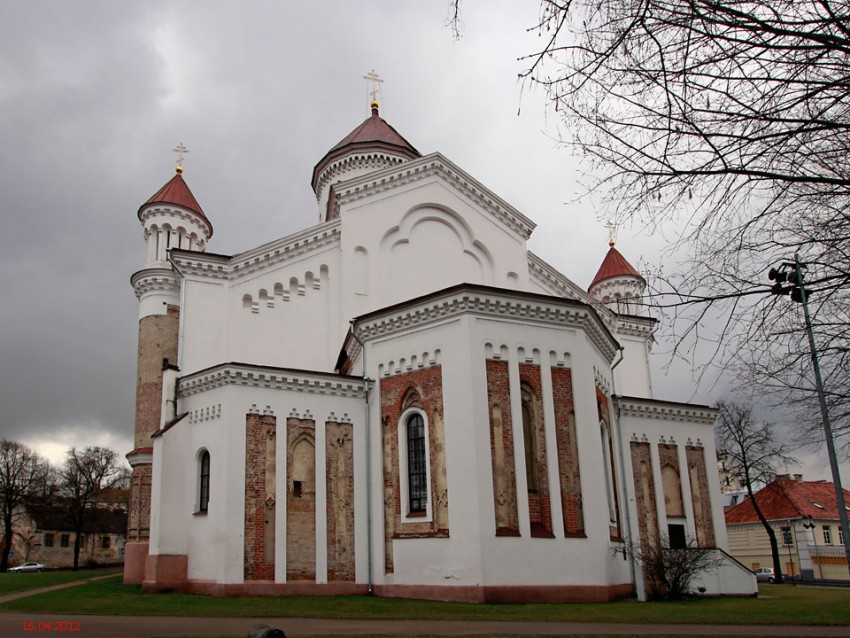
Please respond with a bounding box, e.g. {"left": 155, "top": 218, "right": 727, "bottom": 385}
{"left": 339, "top": 176, "right": 531, "bottom": 323}
{"left": 157, "top": 377, "right": 364, "bottom": 585}
{"left": 613, "top": 334, "right": 653, "bottom": 399}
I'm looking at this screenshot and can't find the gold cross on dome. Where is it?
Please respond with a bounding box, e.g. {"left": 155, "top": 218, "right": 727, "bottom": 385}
{"left": 363, "top": 69, "right": 383, "bottom": 103}
{"left": 606, "top": 220, "right": 618, "bottom": 247}
{"left": 173, "top": 143, "right": 189, "bottom": 171}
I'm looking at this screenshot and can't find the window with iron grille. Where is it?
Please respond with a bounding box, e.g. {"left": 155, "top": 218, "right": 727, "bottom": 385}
{"left": 199, "top": 450, "right": 211, "bottom": 512}
{"left": 406, "top": 413, "right": 427, "bottom": 513}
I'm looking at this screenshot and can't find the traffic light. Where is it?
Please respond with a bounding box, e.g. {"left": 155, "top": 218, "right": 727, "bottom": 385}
{"left": 768, "top": 262, "right": 807, "bottom": 303}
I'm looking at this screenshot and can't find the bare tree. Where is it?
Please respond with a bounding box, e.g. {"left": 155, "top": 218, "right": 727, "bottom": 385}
{"left": 450, "top": 0, "right": 850, "bottom": 451}
{"left": 0, "top": 440, "right": 48, "bottom": 571}
{"left": 59, "top": 447, "right": 124, "bottom": 571}
{"left": 621, "top": 534, "right": 723, "bottom": 600}
{"left": 715, "top": 401, "right": 796, "bottom": 584}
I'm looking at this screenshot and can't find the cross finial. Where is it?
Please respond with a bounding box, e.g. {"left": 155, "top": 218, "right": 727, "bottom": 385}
{"left": 606, "top": 221, "right": 618, "bottom": 247}
{"left": 173, "top": 143, "right": 189, "bottom": 174}
{"left": 363, "top": 69, "right": 383, "bottom": 110}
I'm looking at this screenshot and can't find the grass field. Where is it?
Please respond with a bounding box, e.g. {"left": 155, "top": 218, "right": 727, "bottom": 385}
{"left": 1, "top": 577, "right": 850, "bottom": 626}
{"left": 0, "top": 568, "right": 120, "bottom": 596}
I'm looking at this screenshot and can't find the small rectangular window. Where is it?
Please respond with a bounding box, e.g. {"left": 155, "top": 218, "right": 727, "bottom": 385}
{"left": 781, "top": 526, "right": 793, "bottom": 546}
{"left": 44, "top": 533, "right": 54, "bottom": 547}
{"left": 60, "top": 534, "right": 70, "bottom": 548}
{"left": 101, "top": 536, "right": 111, "bottom": 549}
{"left": 668, "top": 524, "right": 687, "bottom": 549}
{"left": 823, "top": 525, "right": 832, "bottom": 545}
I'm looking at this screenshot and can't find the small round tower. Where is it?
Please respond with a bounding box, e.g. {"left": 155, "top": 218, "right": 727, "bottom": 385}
{"left": 125, "top": 157, "right": 212, "bottom": 584}
{"left": 311, "top": 100, "right": 420, "bottom": 222}
{"left": 588, "top": 240, "right": 646, "bottom": 315}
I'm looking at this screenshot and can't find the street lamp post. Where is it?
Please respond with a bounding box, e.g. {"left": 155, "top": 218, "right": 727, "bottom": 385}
{"left": 802, "top": 515, "right": 823, "bottom": 581}
{"left": 769, "top": 254, "right": 850, "bottom": 578}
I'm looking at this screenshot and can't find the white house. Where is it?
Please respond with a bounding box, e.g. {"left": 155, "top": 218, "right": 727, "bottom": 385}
{"left": 123, "top": 98, "right": 755, "bottom": 601}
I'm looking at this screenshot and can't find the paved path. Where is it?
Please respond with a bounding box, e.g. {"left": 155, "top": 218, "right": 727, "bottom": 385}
{"left": 1, "top": 577, "right": 848, "bottom": 637}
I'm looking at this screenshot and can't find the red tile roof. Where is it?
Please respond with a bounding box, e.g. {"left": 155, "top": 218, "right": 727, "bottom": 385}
{"left": 725, "top": 477, "right": 850, "bottom": 524}
{"left": 312, "top": 106, "right": 420, "bottom": 191}
{"left": 140, "top": 171, "right": 211, "bottom": 233}
{"left": 589, "top": 245, "right": 643, "bottom": 290}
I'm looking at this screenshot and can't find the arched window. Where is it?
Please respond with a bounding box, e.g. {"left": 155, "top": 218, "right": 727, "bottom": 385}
{"left": 407, "top": 413, "right": 427, "bottom": 513}
{"left": 198, "top": 450, "right": 210, "bottom": 513}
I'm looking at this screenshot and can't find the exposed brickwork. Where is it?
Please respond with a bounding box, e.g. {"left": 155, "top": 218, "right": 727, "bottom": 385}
{"left": 127, "top": 465, "right": 152, "bottom": 541}
{"left": 659, "top": 443, "right": 684, "bottom": 519}
{"left": 129, "top": 306, "right": 179, "bottom": 543}
{"left": 286, "top": 417, "right": 316, "bottom": 581}
{"left": 596, "top": 389, "right": 621, "bottom": 539}
{"left": 630, "top": 441, "right": 659, "bottom": 548}
{"left": 551, "top": 368, "right": 584, "bottom": 536}
{"left": 519, "top": 364, "right": 553, "bottom": 537}
{"left": 326, "top": 421, "right": 355, "bottom": 581}
{"left": 485, "top": 359, "right": 518, "bottom": 535}
{"left": 380, "top": 365, "right": 448, "bottom": 575}
{"left": 686, "top": 446, "right": 716, "bottom": 547}
{"left": 244, "top": 414, "right": 277, "bottom": 581}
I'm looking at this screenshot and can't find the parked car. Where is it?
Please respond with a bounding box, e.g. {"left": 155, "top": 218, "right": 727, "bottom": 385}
{"left": 753, "top": 567, "right": 775, "bottom": 583}
{"left": 8, "top": 562, "right": 45, "bottom": 573}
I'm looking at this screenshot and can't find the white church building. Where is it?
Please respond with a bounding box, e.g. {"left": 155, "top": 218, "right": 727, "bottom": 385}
{"left": 124, "top": 97, "right": 756, "bottom": 601}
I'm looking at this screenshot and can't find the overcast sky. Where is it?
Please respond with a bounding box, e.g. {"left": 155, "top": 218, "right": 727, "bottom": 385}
{"left": 0, "top": 1, "right": 837, "bottom": 482}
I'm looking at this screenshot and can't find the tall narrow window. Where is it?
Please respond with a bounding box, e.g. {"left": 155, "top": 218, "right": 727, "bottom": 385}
{"left": 199, "top": 450, "right": 211, "bottom": 512}
{"left": 600, "top": 421, "right": 617, "bottom": 525}
{"left": 823, "top": 525, "right": 832, "bottom": 545}
{"left": 407, "top": 413, "right": 427, "bottom": 512}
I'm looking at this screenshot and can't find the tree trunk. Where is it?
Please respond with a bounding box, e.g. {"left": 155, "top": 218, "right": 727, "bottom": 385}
{"left": 1, "top": 512, "right": 14, "bottom": 572}
{"left": 72, "top": 527, "right": 82, "bottom": 571}
{"left": 748, "top": 484, "right": 784, "bottom": 584}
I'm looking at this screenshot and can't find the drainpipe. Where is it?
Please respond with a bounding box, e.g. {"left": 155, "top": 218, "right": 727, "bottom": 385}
{"left": 350, "top": 321, "right": 374, "bottom": 595}
{"left": 611, "top": 347, "right": 641, "bottom": 599}
{"left": 166, "top": 250, "right": 186, "bottom": 371}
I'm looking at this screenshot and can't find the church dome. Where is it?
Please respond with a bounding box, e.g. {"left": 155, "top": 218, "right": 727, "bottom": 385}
{"left": 138, "top": 168, "right": 213, "bottom": 266}
{"left": 311, "top": 102, "right": 421, "bottom": 221}
{"left": 588, "top": 242, "right": 646, "bottom": 315}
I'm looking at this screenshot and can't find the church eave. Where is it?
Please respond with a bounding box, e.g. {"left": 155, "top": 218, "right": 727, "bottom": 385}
{"left": 332, "top": 152, "right": 537, "bottom": 241}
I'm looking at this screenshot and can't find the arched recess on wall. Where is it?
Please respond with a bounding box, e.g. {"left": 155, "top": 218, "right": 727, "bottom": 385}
{"left": 380, "top": 204, "right": 495, "bottom": 285}
{"left": 289, "top": 434, "right": 315, "bottom": 498}
{"left": 353, "top": 246, "right": 369, "bottom": 294}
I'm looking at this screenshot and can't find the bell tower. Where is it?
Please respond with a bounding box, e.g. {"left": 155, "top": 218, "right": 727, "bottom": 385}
{"left": 124, "top": 147, "right": 212, "bottom": 585}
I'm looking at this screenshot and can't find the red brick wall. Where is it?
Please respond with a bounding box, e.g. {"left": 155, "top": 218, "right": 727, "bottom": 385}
{"left": 659, "top": 443, "right": 684, "bottom": 520}
{"left": 244, "top": 414, "right": 277, "bottom": 581}
{"left": 552, "top": 368, "right": 584, "bottom": 536}
{"left": 686, "top": 446, "right": 716, "bottom": 547}
{"left": 630, "top": 441, "right": 659, "bottom": 549}
{"left": 519, "top": 364, "right": 552, "bottom": 537}
{"left": 286, "top": 418, "right": 316, "bottom": 581}
{"left": 380, "top": 366, "right": 448, "bottom": 575}
{"left": 326, "top": 421, "right": 355, "bottom": 581}
{"left": 486, "top": 359, "right": 518, "bottom": 535}
{"left": 127, "top": 465, "right": 152, "bottom": 542}
{"left": 129, "top": 306, "right": 179, "bottom": 542}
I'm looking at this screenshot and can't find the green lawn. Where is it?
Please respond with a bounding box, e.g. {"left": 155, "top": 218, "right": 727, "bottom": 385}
{"left": 1, "top": 579, "right": 849, "bottom": 626}
{"left": 0, "top": 567, "right": 120, "bottom": 596}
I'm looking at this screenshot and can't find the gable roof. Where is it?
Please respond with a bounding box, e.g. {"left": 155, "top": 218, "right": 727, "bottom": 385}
{"left": 589, "top": 245, "right": 643, "bottom": 290}
{"left": 725, "top": 476, "right": 850, "bottom": 524}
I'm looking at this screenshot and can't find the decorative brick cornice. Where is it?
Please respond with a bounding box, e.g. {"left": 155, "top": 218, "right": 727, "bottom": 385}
{"left": 615, "top": 314, "right": 656, "bottom": 339}
{"left": 130, "top": 268, "right": 180, "bottom": 299}
{"left": 332, "top": 153, "right": 536, "bottom": 240}
{"left": 614, "top": 396, "right": 717, "bottom": 425}
{"left": 178, "top": 362, "right": 364, "bottom": 399}
{"left": 126, "top": 448, "right": 153, "bottom": 467}
{"left": 169, "top": 220, "right": 341, "bottom": 282}
{"left": 354, "top": 284, "right": 619, "bottom": 363}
